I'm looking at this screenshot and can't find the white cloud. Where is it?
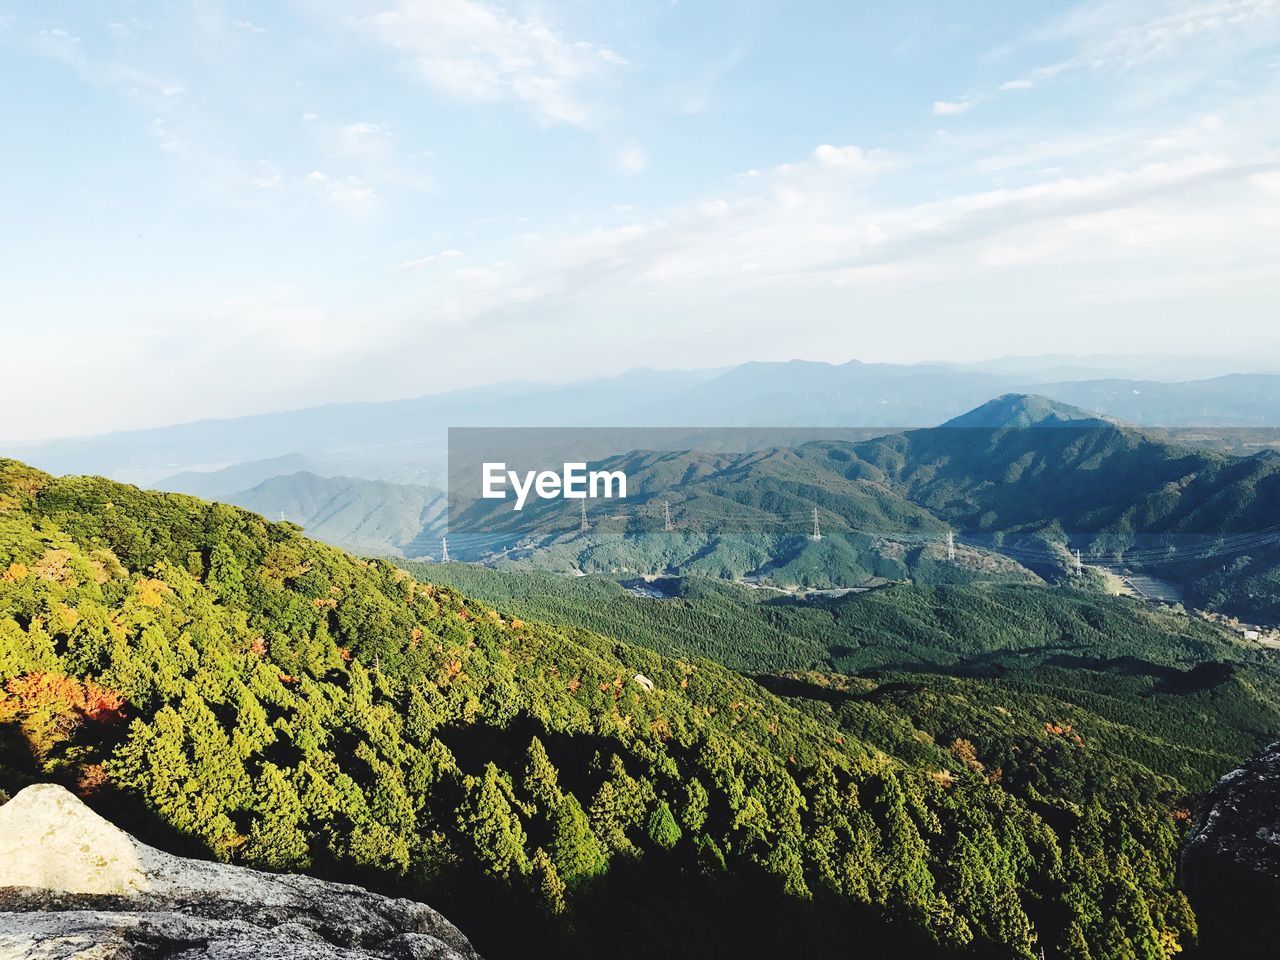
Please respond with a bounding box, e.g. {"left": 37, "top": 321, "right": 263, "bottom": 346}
{"left": 304, "top": 170, "right": 378, "bottom": 216}
{"left": 813, "top": 144, "right": 885, "bottom": 171}
{"left": 998, "top": 0, "right": 1280, "bottom": 99}
{"left": 365, "top": 0, "right": 625, "bottom": 127}
{"left": 932, "top": 100, "right": 971, "bottom": 115}
{"left": 339, "top": 121, "right": 393, "bottom": 156}
{"left": 391, "top": 113, "right": 1280, "bottom": 357}
{"left": 252, "top": 162, "right": 283, "bottom": 189}
{"left": 615, "top": 146, "right": 648, "bottom": 175}
{"left": 397, "top": 249, "right": 464, "bottom": 270}
{"left": 151, "top": 117, "right": 190, "bottom": 154}
{"left": 234, "top": 19, "right": 266, "bottom": 34}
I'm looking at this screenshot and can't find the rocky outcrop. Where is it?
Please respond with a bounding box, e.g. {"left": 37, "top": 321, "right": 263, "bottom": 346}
{"left": 1181, "top": 740, "right": 1280, "bottom": 960}
{"left": 0, "top": 784, "right": 481, "bottom": 960}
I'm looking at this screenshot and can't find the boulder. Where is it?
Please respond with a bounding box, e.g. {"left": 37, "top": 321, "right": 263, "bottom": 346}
{"left": 0, "top": 784, "right": 481, "bottom": 960}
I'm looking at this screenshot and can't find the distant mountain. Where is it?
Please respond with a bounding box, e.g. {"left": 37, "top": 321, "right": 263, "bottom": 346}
{"left": 938, "top": 394, "right": 1106, "bottom": 429}
{"left": 226, "top": 472, "right": 446, "bottom": 559}
{"left": 861, "top": 395, "right": 1280, "bottom": 545}
{"left": 159, "top": 453, "right": 322, "bottom": 500}
{"left": 1038, "top": 373, "right": 1280, "bottom": 427}
{"left": 8, "top": 360, "right": 1280, "bottom": 488}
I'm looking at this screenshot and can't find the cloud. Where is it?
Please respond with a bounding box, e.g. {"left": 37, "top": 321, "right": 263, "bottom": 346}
{"left": 234, "top": 19, "right": 266, "bottom": 34}
{"left": 252, "top": 162, "right": 283, "bottom": 189}
{"left": 813, "top": 144, "right": 885, "bottom": 171}
{"left": 615, "top": 146, "right": 648, "bottom": 175}
{"left": 365, "top": 0, "right": 625, "bottom": 127}
{"left": 151, "top": 117, "right": 190, "bottom": 154}
{"left": 396, "top": 249, "right": 464, "bottom": 270}
{"left": 998, "top": 0, "right": 1280, "bottom": 99}
{"left": 937, "top": 1, "right": 1280, "bottom": 116}
{"left": 339, "top": 121, "right": 393, "bottom": 156}
{"left": 391, "top": 110, "right": 1280, "bottom": 355}
{"left": 303, "top": 170, "right": 378, "bottom": 216}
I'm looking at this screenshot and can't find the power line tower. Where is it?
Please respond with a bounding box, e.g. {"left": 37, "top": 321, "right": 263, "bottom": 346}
{"left": 1074, "top": 549, "right": 1083, "bottom": 576}
{"left": 440, "top": 537, "right": 449, "bottom": 563}
{"left": 580, "top": 499, "right": 589, "bottom": 533}
{"left": 663, "top": 500, "right": 673, "bottom": 532}
{"left": 809, "top": 507, "right": 822, "bottom": 542}
{"left": 946, "top": 529, "right": 956, "bottom": 562}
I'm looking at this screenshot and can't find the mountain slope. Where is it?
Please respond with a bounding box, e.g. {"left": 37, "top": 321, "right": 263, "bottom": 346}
{"left": 851, "top": 396, "right": 1280, "bottom": 616}
{"left": 227, "top": 472, "right": 445, "bottom": 558}
{"left": 0, "top": 458, "right": 1208, "bottom": 959}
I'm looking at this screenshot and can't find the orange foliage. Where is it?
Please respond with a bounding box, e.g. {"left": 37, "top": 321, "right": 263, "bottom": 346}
{"left": 78, "top": 763, "right": 110, "bottom": 795}
{"left": 1, "top": 673, "right": 125, "bottom": 725}
{"left": 2, "top": 561, "right": 29, "bottom": 582}
{"left": 0, "top": 672, "right": 126, "bottom": 761}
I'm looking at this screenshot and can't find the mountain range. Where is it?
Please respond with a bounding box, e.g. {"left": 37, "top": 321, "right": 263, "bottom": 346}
{"left": 421, "top": 395, "right": 1279, "bottom": 623}
{"left": 7, "top": 358, "right": 1280, "bottom": 488}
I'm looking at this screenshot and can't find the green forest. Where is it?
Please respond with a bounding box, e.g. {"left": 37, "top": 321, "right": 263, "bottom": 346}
{"left": 3, "top": 458, "right": 1277, "bottom": 958}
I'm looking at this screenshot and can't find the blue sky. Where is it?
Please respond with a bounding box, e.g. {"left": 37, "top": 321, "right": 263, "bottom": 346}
{"left": 2, "top": 0, "right": 1279, "bottom": 440}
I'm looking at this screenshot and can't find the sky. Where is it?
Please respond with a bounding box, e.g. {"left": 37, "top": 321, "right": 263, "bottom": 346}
{"left": 2, "top": 0, "right": 1279, "bottom": 441}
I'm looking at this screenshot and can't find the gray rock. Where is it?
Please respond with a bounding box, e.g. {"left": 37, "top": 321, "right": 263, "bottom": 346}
{"left": 1181, "top": 740, "right": 1280, "bottom": 960}
{"left": 0, "top": 784, "right": 481, "bottom": 960}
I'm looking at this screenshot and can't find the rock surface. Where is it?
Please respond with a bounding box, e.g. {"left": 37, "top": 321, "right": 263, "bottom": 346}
{"left": 1181, "top": 740, "right": 1280, "bottom": 960}
{"left": 0, "top": 784, "right": 481, "bottom": 960}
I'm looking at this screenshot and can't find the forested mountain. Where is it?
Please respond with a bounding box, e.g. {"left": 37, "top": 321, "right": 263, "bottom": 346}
{"left": 4, "top": 457, "right": 1268, "bottom": 959}
{"left": 854, "top": 396, "right": 1280, "bottom": 619}
{"left": 442, "top": 396, "right": 1280, "bottom": 621}
{"left": 405, "top": 565, "right": 1280, "bottom": 792}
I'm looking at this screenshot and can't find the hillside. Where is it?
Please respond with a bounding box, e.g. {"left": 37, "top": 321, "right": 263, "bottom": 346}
{"left": 0, "top": 457, "right": 1242, "bottom": 959}
{"left": 227, "top": 472, "right": 446, "bottom": 559}
{"left": 406, "top": 565, "right": 1280, "bottom": 792}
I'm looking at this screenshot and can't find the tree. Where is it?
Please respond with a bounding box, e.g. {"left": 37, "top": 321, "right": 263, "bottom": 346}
{"left": 646, "top": 800, "right": 682, "bottom": 850}
{"left": 458, "top": 764, "right": 528, "bottom": 880}
{"left": 243, "top": 763, "right": 311, "bottom": 869}
{"left": 550, "top": 792, "right": 606, "bottom": 887}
